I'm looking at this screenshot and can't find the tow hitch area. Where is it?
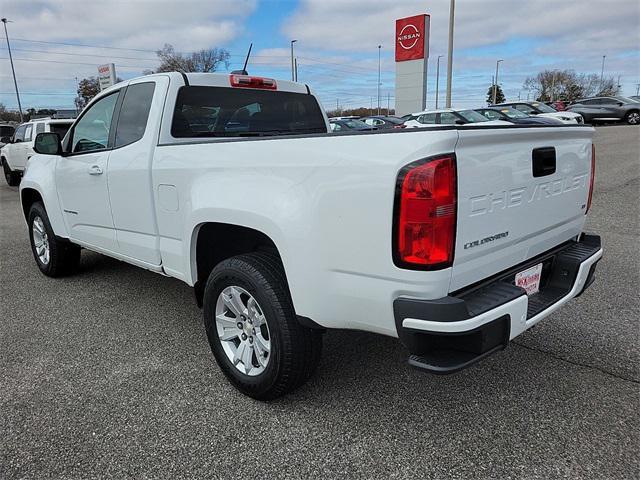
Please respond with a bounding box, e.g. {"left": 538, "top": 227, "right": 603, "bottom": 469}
{"left": 395, "top": 234, "right": 602, "bottom": 374}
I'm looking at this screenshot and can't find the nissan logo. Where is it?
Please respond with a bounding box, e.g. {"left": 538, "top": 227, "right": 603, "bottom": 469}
{"left": 397, "top": 24, "right": 421, "bottom": 50}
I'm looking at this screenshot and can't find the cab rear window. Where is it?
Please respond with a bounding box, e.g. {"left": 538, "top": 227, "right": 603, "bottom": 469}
{"left": 171, "top": 86, "right": 327, "bottom": 138}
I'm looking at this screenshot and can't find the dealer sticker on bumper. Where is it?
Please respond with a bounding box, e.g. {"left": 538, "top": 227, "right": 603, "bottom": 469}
{"left": 515, "top": 263, "right": 543, "bottom": 296}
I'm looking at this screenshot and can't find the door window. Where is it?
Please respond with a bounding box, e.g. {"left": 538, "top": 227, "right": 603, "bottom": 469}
{"left": 35, "top": 123, "right": 45, "bottom": 135}
{"left": 439, "top": 112, "right": 459, "bottom": 124}
{"left": 514, "top": 104, "right": 536, "bottom": 114}
{"left": 481, "top": 110, "right": 501, "bottom": 120}
{"left": 418, "top": 113, "right": 437, "bottom": 124}
{"left": 24, "top": 125, "right": 33, "bottom": 142}
{"left": 13, "top": 125, "right": 26, "bottom": 142}
{"left": 115, "top": 82, "right": 155, "bottom": 147}
{"left": 71, "top": 92, "right": 119, "bottom": 153}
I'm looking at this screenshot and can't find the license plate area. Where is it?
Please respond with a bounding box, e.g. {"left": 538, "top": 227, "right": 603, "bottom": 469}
{"left": 515, "top": 263, "right": 543, "bottom": 296}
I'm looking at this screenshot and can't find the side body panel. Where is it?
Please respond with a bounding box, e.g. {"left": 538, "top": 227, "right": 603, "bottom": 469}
{"left": 153, "top": 129, "right": 460, "bottom": 335}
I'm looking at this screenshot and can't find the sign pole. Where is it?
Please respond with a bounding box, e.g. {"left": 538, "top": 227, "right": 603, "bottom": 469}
{"left": 446, "top": 0, "right": 455, "bottom": 108}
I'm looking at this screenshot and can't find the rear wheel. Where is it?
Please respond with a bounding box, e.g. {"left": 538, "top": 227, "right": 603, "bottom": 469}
{"left": 624, "top": 110, "right": 640, "bottom": 125}
{"left": 203, "top": 252, "right": 322, "bottom": 400}
{"left": 28, "top": 202, "right": 81, "bottom": 277}
{"left": 2, "top": 158, "right": 21, "bottom": 186}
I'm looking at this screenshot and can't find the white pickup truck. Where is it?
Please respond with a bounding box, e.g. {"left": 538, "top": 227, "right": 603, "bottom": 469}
{"left": 1, "top": 118, "right": 73, "bottom": 186}
{"left": 20, "top": 72, "right": 602, "bottom": 399}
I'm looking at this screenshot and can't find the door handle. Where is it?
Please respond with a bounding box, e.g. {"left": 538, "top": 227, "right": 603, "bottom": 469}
{"left": 88, "top": 165, "right": 103, "bottom": 175}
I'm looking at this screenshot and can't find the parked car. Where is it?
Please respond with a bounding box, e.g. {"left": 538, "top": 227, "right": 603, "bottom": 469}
{"left": 630, "top": 96, "right": 640, "bottom": 102}
{"left": 329, "top": 118, "right": 375, "bottom": 132}
{"left": 0, "top": 124, "right": 16, "bottom": 148}
{"left": 476, "top": 107, "right": 563, "bottom": 125}
{"left": 567, "top": 96, "right": 640, "bottom": 125}
{"left": 496, "top": 101, "right": 584, "bottom": 124}
{"left": 20, "top": 72, "right": 601, "bottom": 400}
{"left": 404, "top": 108, "right": 510, "bottom": 128}
{"left": 361, "top": 115, "right": 406, "bottom": 129}
{"left": 1, "top": 118, "right": 73, "bottom": 186}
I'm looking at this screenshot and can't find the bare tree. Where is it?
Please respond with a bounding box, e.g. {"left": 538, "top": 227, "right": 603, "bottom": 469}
{"left": 149, "top": 44, "right": 230, "bottom": 74}
{"left": 524, "top": 69, "right": 620, "bottom": 103}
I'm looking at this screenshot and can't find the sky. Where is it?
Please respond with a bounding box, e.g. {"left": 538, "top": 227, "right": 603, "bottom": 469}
{"left": 1, "top": 0, "right": 639, "bottom": 112}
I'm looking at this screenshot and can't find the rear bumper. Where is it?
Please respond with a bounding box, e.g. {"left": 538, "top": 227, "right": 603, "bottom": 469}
{"left": 394, "top": 234, "right": 602, "bottom": 373}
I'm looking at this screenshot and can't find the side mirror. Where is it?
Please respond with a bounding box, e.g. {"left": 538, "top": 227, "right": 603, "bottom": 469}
{"left": 13, "top": 138, "right": 22, "bottom": 143}
{"left": 618, "top": 102, "right": 624, "bottom": 106}
{"left": 0, "top": 136, "right": 11, "bottom": 144}
{"left": 33, "top": 132, "right": 63, "bottom": 155}
{"left": 455, "top": 119, "right": 467, "bottom": 125}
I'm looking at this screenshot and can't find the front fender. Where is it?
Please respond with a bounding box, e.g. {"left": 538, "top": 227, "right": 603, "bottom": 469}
{"left": 19, "top": 154, "right": 68, "bottom": 238}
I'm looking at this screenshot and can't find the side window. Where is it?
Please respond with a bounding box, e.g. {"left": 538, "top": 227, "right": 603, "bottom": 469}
{"left": 419, "top": 114, "right": 436, "bottom": 124}
{"left": 482, "top": 110, "right": 500, "bottom": 120}
{"left": 14, "top": 125, "right": 26, "bottom": 142}
{"left": 24, "top": 124, "right": 33, "bottom": 142}
{"left": 363, "top": 119, "right": 374, "bottom": 126}
{"left": 599, "top": 98, "right": 615, "bottom": 105}
{"left": 439, "top": 112, "right": 459, "bottom": 124}
{"left": 71, "top": 92, "right": 119, "bottom": 153}
{"left": 374, "top": 119, "right": 384, "bottom": 126}
{"left": 115, "top": 82, "right": 155, "bottom": 147}
{"left": 515, "top": 104, "right": 535, "bottom": 114}
{"left": 35, "top": 123, "right": 45, "bottom": 135}
{"left": 331, "top": 123, "right": 341, "bottom": 131}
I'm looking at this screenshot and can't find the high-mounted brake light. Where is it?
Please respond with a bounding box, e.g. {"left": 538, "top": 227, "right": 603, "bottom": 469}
{"left": 586, "top": 143, "right": 595, "bottom": 214}
{"left": 229, "top": 74, "right": 277, "bottom": 90}
{"left": 393, "top": 154, "right": 457, "bottom": 269}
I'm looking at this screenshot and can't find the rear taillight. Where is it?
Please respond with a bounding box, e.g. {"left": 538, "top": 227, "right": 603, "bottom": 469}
{"left": 393, "top": 154, "right": 457, "bottom": 269}
{"left": 229, "top": 74, "right": 277, "bottom": 90}
{"left": 586, "top": 143, "right": 595, "bottom": 214}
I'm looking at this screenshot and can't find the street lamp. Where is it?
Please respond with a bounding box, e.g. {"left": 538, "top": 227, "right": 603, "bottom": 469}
{"left": 377, "top": 45, "right": 382, "bottom": 115}
{"left": 435, "top": 54, "right": 444, "bottom": 109}
{"left": 493, "top": 59, "right": 503, "bottom": 105}
{"left": 1, "top": 18, "right": 23, "bottom": 122}
{"left": 600, "top": 55, "right": 606, "bottom": 91}
{"left": 290, "top": 40, "right": 297, "bottom": 81}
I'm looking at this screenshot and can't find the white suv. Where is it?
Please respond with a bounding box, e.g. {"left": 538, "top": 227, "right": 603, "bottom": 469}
{"left": 1, "top": 118, "right": 73, "bottom": 186}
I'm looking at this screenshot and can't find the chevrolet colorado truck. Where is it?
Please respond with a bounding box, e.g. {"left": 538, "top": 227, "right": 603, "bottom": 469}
{"left": 19, "top": 72, "right": 602, "bottom": 400}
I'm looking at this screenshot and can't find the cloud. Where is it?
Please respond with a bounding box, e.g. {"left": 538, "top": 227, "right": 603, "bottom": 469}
{"left": 283, "top": 0, "right": 640, "bottom": 57}
{"left": 0, "top": 0, "right": 257, "bottom": 108}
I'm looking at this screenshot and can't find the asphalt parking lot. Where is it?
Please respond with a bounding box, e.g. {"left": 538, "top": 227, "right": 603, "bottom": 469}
{"left": 1, "top": 125, "right": 638, "bottom": 479}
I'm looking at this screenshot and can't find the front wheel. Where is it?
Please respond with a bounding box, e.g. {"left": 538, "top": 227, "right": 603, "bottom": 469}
{"left": 624, "top": 111, "right": 640, "bottom": 125}
{"left": 28, "top": 202, "right": 81, "bottom": 277}
{"left": 203, "top": 252, "right": 322, "bottom": 400}
{"left": 2, "top": 158, "right": 21, "bottom": 186}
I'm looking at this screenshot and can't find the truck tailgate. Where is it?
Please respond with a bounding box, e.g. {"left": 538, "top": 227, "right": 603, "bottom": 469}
{"left": 451, "top": 126, "right": 594, "bottom": 292}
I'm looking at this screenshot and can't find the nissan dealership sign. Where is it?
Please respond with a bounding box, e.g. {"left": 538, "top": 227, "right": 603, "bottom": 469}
{"left": 395, "top": 15, "right": 427, "bottom": 62}
{"left": 394, "top": 14, "right": 430, "bottom": 116}
{"left": 97, "top": 63, "right": 117, "bottom": 91}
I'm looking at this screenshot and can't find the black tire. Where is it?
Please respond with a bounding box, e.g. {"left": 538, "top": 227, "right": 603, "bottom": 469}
{"left": 28, "top": 202, "right": 81, "bottom": 277}
{"left": 203, "top": 252, "right": 322, "bottom": 400}
{"left": 2, "top": 158, "right": 21, "bottom": 186}
{"left": 624, "top": 110, "right": 640, "bottom": 125}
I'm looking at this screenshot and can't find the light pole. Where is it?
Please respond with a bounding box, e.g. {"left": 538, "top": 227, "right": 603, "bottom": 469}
{"left": 377, "top": 45, "right": 381, "bottom": 115}
{"left": 493, "top": 59, "right": 503, "bottom": 105}
{"left": 435, "top": 54, "right": 443, "bottom": 109}
{"left": 290, "top": 40, "right": 297, "bottom": 81}
{"left": 600, "top": 55, "right": 606, "bottom": 91}
{"left": 1, "top": 18, "right": 23, "bottom": 122}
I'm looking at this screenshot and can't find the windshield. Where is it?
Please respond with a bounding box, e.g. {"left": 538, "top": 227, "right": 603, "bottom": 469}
{"left": 531, "top": 102, "right": 557, "bottom": 113}
{"left": 499, "top": 108, "right": 529, "bottom": 119}
{"left": 458, "top": 110, "right": 490, "bottom": 123}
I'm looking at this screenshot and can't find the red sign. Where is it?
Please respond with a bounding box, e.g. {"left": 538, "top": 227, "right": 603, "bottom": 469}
{"left": 395, "top": 14, "right": 428, "bottom": 62}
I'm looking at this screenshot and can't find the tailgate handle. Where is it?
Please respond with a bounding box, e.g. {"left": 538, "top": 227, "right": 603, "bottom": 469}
{"left": 532, "top": 147, "right": 556, "bottom": 177}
